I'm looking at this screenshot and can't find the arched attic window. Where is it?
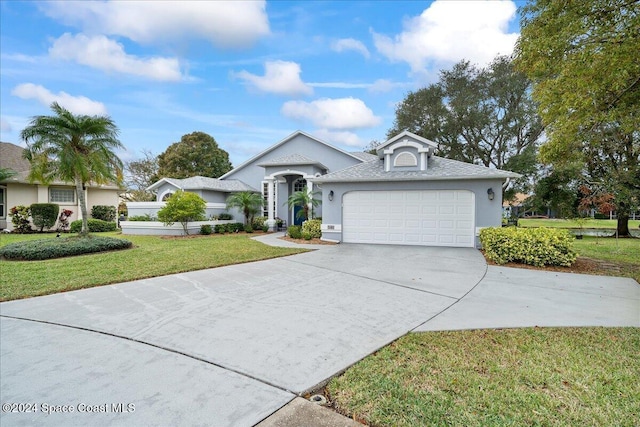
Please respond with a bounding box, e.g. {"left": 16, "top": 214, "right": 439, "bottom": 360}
{"left": 162, "top": 192, "right": 174, "bottom": 201}
{"left": 394, "top": 152, "right": 417, "bottom": 167}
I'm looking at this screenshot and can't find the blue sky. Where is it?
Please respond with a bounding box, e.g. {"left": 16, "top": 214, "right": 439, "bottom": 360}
{"left": 1, "top": 1, "right": 522, "bottom": 166}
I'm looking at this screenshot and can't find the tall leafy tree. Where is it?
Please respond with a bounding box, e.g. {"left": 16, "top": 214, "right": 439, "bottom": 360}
{"left": 124, "top": 149, "right": 158, "bottom": 201}
{"left": 388, "top": 56, "right": 544, "bottom": 196}
{"left": 157, "top": 131, "right": 232, "bottom": 179}
{"left": 225, "top": 191, "right": 262, "bottom": 225}
{"left": 515, "top": 0, "right": 640, "bottom": 236}
{"left": 20, "top": 102, "right": 124, "bottom": 236}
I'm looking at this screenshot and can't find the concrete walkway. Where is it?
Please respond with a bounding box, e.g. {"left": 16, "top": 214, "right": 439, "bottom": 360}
{"left": 1, "top": 236, "right": 638, "bottom": 426}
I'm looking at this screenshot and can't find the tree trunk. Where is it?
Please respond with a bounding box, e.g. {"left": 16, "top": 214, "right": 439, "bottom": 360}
{"left": 75, "top": 176, "right": 89, "bottom": 236}
{"left": 617, "top": 210, "right": 630, "bottom": 237}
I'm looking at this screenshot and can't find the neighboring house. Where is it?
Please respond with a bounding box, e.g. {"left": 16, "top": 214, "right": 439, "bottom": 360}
{"left": 145, "top": 130, "right": 520, "bottom": 247}
{"left": 503, "top": 193, "right": 531, "bottom": 219}
{"left": 0, "top": 142, "right": 120, "bottom": 231}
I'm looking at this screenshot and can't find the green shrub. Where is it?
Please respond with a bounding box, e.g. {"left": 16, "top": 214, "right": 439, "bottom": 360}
{"left": 9, "top": 205, "right": 32, "bottom": 233}
{"left": 244, "top": 225, "right": 254, "bottom": 233}
{"left": 157, "top": 191, "right": 206, "bottom": 235}
{"left": 479, "top": 227, "right": 577, "bottom": 267}
{"left": 200, "top": 224, "right": 212, "bottom": 235}
{"left": 31, "top": 203, "right": 59, "bottom": 232}
{"left": 0, "top": 236, "right": 132, "bottom": 260}
{"left": 127, "top": 214, "right": 157, "bottom": 221}
{"left": 262, "top": 224, "right": 269, "bottom": 232}
{"left": 214, "top": 224, "right": 227, "bottom": 234}
{"left": 288, "top": 225, "right": 302, "bottom": 239}
{"left": 252, "top": 216, "right": 267, "bottom": 230}
{"left": 302, "top": 219, "right": 322, "bottom": 238}
{"left": 70, "top": 219, "right": 118, "bottom": 233}
{"left": 301, "top": 231, "right": 313, "bottom": 240}
{"left": 91, "top": 205, "right": 117, "bottom": 222}
{"left": 230, "top": 222, "right": 244, "bottom": 233}
{"left": 218, "top": 212, "right": 233, "bottom": 220}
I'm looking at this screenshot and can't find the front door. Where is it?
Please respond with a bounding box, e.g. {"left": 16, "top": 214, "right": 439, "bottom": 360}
{"left": 293, "top": 205, "right": 303, "bottom": 225}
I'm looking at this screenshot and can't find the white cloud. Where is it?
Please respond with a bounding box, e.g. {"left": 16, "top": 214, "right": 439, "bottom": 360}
{"left": 12, "top": 83, "right": 107, "bottom": 115}
{"left": 0, "top": 118, "right": 11, "bottom": 132}
{"left": 332, "top": 38, "right": 370, "bottom": 58}
{"left": 372, "top": 0, "right": 518, "bottom": 74}
{"left": 314, "top": 129, "right": 364, "bottom": 147}
{"left": 42, "top": 1, "right": 269, "bottom": 48}
{"left": 49, "top": 33, "right": 183, "bottom": 81}
{"left": 281, "top": 97, "right": 381, "bottom": 130}
{"left": 234, "top": 61, "right": 313, "bottom": 96}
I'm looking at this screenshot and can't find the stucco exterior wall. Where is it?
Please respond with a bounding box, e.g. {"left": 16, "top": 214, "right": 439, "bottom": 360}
{"left": 317, "top": 178, "right": 505, "bottom": 247}
{"left": 3, "top": 183, "right": 120, "bottom": 231}
{"left": 222, "top": 133, "right": 362, "bottom": 189}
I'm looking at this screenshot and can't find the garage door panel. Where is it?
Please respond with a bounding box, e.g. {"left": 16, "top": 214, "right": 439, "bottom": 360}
{"left": 343, "top": 190, "right": 475, "bottom": 247}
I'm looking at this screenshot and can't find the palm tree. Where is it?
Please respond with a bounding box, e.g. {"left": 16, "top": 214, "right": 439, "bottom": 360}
{"left": 225, "top": 191, "right": 263, "bottom": 225}
{"left": 20, "top": 102, "right": 124, "bottom": 236}
{"left": 0, "top": 168, "right": 17, "bottom": 182}
{"left": 286, "top": 190, "right": 321, "bottom": 222}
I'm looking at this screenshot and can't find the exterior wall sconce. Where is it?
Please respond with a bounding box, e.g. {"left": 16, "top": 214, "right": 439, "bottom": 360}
{"left": 487, "top": 188, "right": 495, "bottom": 201}
{"left": 328, "top": 190, "right": 334, "bottom": 201}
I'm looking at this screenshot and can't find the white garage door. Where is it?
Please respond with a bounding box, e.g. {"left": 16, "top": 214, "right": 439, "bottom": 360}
{"left": 343, "top": 190, "right": 475, "bottom": 247}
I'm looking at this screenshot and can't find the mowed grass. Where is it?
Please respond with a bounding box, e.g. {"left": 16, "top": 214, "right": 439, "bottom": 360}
{"left": 328, "top": 328, "right": 640, "bottom": 427}
{"left": 573, "top": 236, "right": 640, "bottom": 282}
{"left": 519, "top": 218, "right": 640, "bottom": 229}
{"left": 0, "top": 232, "right": 306, "bottom": 301}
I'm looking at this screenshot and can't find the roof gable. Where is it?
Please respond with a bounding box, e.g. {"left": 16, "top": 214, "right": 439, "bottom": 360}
{"left": 376, "top": 131, "right": 438, "bottom": 154}
{"left": 220, "top": 130, "right": 363, "bottom": 180}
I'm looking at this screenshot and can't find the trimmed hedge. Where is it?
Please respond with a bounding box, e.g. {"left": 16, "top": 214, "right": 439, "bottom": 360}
{"left": 200, "top": 224, "right": 212, "bottom": 235}
{"left": 302, "top": 219, "right": 322, "bottom": 238}
{"left": 214, "top": 222, "right": 244, "bottom": 234}
{"left": 127, "top": 214, "right": 157, "bottom": 221}
{"left": 252, "top": 216, "right": 267, "bottom": 230}
{"left": 91, "top": 205, "right": 117, "bottom": 222}
{"left": 70, "top": 219, "right": 118, "bottom": 233}
{"left": 31, "top": 203, "right": 59, "bottom": 232}
{"left": 288, "top": 225, "right": 302, "bottom": 239}
{"left": 480, "top": 227, "right": 577, "bottom": 267}
{"left": 0, "top": 236, "right": 132, "bottom": 260}
{"left": 218, "top": 213, "right": 233, "bottom": 220}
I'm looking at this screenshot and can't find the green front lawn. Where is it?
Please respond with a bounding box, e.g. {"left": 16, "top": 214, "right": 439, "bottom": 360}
{"left": 0, "top": 232, "right": 306, "bottom": 301}
{"left": 328, "top": 328, "right": 640, "bottom": 427}
{"left": 573, "top": 236, "right": 640, "bottom": 282}
{"left": 519, "top": 218, "right": 640, "bottom": 229}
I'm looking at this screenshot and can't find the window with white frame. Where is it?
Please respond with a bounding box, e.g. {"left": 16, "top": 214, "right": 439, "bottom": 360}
{"left": 293, "top": 178, "right": 307, "bottom": 192}
{"left": 49, "top": 188, "right": 75, "bottom": 203}
{"left": 0, "top": 186, "right": 5, "bottom": 219}
{"left": 262, "top": 181, "right": 277, "bottom": 218}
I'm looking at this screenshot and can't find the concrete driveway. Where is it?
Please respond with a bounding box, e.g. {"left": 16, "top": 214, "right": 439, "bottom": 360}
{"left": 1, "top": 240, "right": 638, "bottom": 426}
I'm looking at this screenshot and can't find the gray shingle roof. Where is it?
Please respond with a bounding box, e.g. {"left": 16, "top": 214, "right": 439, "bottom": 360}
{"left": 348, "top": 152, "right": 378, "bottom": 162}
{"left": 155, "top": 176, "right": 258, "bottom": 193}
{"left": 0, "top": 142, "right": 31, "bottom": 182}
{"left": 312, "top": 156, "right": 521, "bottom": 183}
{"left": 257, "top": 153, "right": 328, "bottom": 170}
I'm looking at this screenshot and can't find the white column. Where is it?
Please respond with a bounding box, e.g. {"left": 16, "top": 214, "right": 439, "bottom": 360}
{"left": 385, "top": 153, "right": 391, "bottom": 171}
{"left": 266, "top": 178, "right": 276, "bottom": 230}
{"left": 267, "top": 179, "right": 275, "bottom": 222}
{"left": 306, "top": 180, "right": 313, "bottom": 219}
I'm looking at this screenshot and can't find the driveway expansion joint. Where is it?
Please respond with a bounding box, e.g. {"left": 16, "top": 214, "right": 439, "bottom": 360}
{"left": 411, "top": 261, "right": 489, "bottom": 331}
{"left": 0, "top": 314, "right": 297, "bottom": 396}
{"left": 281, "top": 257, "right": 460, "bottom": 300}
